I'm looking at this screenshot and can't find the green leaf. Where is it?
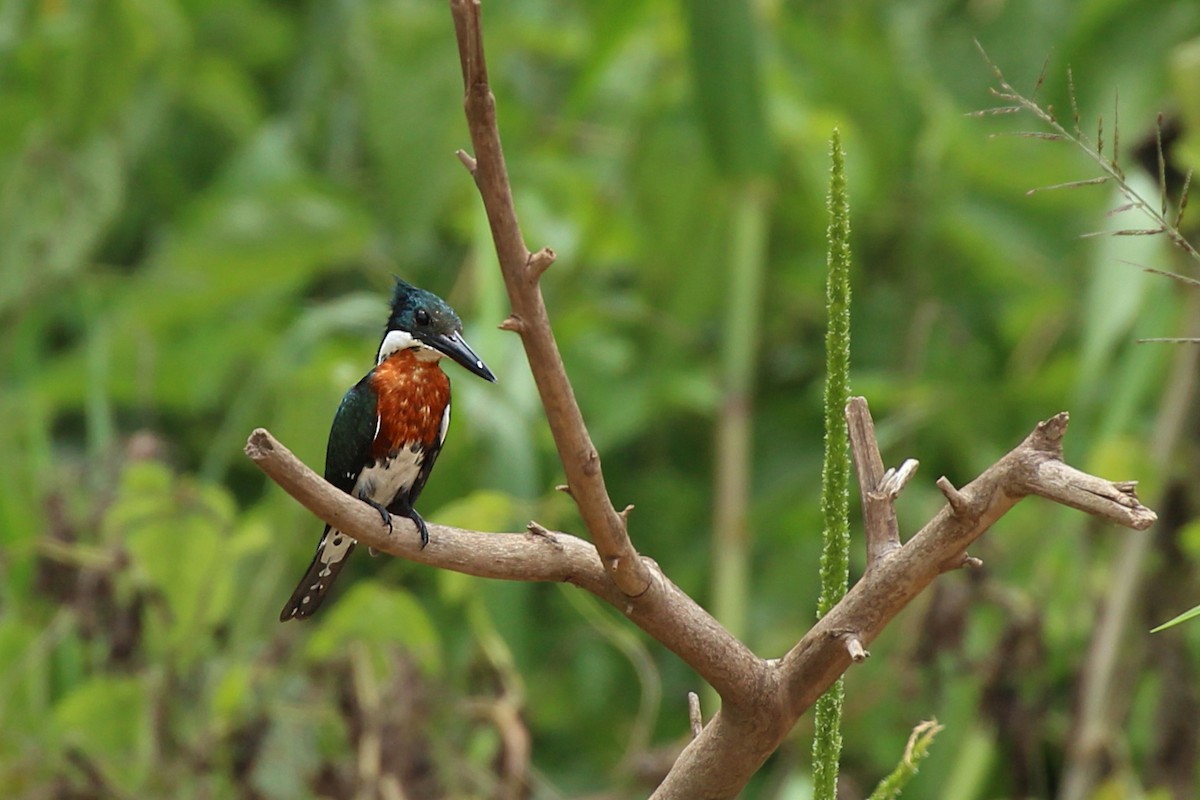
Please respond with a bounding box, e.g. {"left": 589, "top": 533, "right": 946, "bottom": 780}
{"left": 432, "top": 491, "right": 521, "bottom": 604}
{"left": 52, "top": 676, "right": 148, "bottom": 793}
{"left": 210, "top": 663, "right": 253, "bottom": 731}
{"left": 110, "top": 463, "right": 243, "bottom": 662}
{"left": 305, "top": 581, "right": 441, "bottom": 676}
{"left": 0, "top": 617, "right": 48, "bottom": 744}
{"left": 1151, "top": 603, "right": 1200, "bottom": 632}
{"left": 680, "top": 0, "right": 772, "bottom": 178}
{"left": 1169, "top": 37, "right": 1200, "bottom": 141}
{"left": 868, "top": 720, "right": 944, "bottom": 800}
{"left": 433, "top": 490, "right": 520, "bottom": 532}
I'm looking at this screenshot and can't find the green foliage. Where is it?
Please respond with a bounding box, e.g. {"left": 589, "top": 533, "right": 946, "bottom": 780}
{"left": 303, "top": 582, "right": 441, "bottom": 675}
{"left": 1151, "top": 602, "right": 1200, "bottom": 632}
{"left": 868, "top": 721, "right": 943, "bottom": 800}
{"left": 981, "top": 45, "right": 1200, "bottom": 641}
{"left": 680, "top": 0, "right": 772, "bottom": 178}
{"left": 52, "top": 676, "right": 151, "bottom": 792}
{"left": 3, "top": 0, "right": 1200, "bottom": 797}
{"left": 114, "top": 461, "right": 264, "bottom": 664}
{"left": 683, "top": 0, "right": 775, "bottom": 662}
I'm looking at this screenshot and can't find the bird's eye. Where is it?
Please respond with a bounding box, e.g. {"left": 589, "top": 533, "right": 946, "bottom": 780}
{"left": 414, "top": 308, "right": 431, "bottom": 326}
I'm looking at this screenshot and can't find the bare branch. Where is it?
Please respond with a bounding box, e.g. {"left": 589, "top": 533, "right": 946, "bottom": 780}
{"left": 846, "top": 397, "right": 902, "bottom": 568}
{"left": 527, "top": 246, "right": 556, "bottom": 282}
{"left": 525, "top": 521, "right": 557, "bottom": 542}
{"left": 498, "top": 314, "right": 525, "bottom": 333}
{"left": 1024, "top": 462, "right": 1156, "bottom": 529}
{"left": 845, "top": 635, "right": 869, "bottom": 663}
{"left": 936, "top": 476, "right": 971, "bottom": 518}
{"left": 688, "top": 692, "right": 703, "bottom": 739}
{"left": 253, "top": 398, "right": 1155, "bottom": 800}
{"left": 876, "top": 459, "right": 919, "bottom": 499}
{"left": 250, "top": 25, "right": 1168, "bottom": 800}
{"left": 455, "top": 148, "right": 478, "bottom": 174}
{"left": 654, "top": 412, "right": 1155, "bottom": 799}
{"left": 449, "top": 0, "right": 651, "bottom": 597}
{"left": 939, "top": 550, "right": 984, "bottom": 575}
{"left": 1025, "top": 176, "right": 1108, "bottom": 195}
{"left": 247, "top": 427, "right": 762, "bottom": 698}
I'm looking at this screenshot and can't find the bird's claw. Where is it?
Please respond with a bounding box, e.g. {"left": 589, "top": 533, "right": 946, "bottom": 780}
{"left": 410, "top": 510, "right": 430, "bottom": 550}
{"left": 361, "top": 497, "right": 393, "bottom": 533}
{"left": 361, "top": 497, "right": 428, "bottom": 549}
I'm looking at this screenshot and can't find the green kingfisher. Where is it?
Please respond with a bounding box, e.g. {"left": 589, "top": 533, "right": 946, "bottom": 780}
{"left": 279, "top": 278, "right": 496, "bottom": 621}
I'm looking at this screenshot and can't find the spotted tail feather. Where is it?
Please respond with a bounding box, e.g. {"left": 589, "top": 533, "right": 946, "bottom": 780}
{"left": 279, "top": 526, "right": 357, "bottom": 621}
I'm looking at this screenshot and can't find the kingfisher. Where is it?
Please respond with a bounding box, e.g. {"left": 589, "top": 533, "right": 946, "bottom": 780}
{"left": 279, "top": 278, "right": 496, "bottom": 621}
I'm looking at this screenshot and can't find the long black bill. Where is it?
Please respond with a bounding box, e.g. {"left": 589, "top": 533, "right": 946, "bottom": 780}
{"left": 428, "top": 330, "right": 497, "bottom": 382}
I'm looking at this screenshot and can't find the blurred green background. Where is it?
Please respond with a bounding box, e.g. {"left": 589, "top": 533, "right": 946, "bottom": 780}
{"left": 4, "top": 0, "right": 1200, "bottom": 798}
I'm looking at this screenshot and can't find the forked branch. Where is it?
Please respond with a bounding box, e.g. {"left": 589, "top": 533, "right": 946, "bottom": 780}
{"left": 247, "top": 397, "right": 1155, "bottom": 799}
{"left": 246, "top": 10, "right": 1160, "bottom": 798}
{"left": 653, "top": 404, "right": 1154, "bottom": 799}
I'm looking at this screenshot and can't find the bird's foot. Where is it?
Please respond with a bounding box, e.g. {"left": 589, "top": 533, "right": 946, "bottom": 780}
{"left": 360, "top": 496, "right": 393, "bottom": 534}
{"left": 408, "top": 509, "right": 430, "bottom": 549}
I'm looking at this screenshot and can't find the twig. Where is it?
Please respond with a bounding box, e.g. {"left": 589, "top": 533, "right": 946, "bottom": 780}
{"left": 688, "top": 692, "right": 703, "bottom": 738}
{"left": 844, "top": 635, "right": 869, "bottom": 663}
{"left": 846, "top": 397, "right": 903, "bottom": 569}
{"left": 974, "top": 42, "right": 1200, "bottom": 267}
{"left": 250, "top": 403, "right": 1155, "bottom": 800}
{"left": 449, "top": 0, "right": 650, "bottom": 598}
{"left": 245, "top": 428, "right": 761, "bottom": 699}
{"left": 654, "top": 410, "right": 1155, "bottom": 799}
{"left": 875, "top": 460, "right": 919, "bottom": 499}
{"left": 1060, "top": 293, "right": 1200, "bottom": 800}
{"left": 936, "top": 477, "right": 972, "bottom": 518}
{"left": 248, "top": 15, "right": 1163, "bottom": 798}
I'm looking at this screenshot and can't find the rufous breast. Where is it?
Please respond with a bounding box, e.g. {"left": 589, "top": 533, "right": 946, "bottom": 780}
{"left": 369, "top": 349, "right": 451, "bottom": 459}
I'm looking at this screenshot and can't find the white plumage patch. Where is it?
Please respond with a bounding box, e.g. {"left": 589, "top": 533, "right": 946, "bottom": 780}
{"left": 314, "top": 439, "right": 426, "bottom": 574}
{"left": 314, "top": 530, "right": 354, "bottom": 578}
{"left": 438, "top": 403, "right": 451, "bottom": 448}
{"left": 353, "top": 442, "right": 426, "bottom": 509}
{"left": 377, "top": 329, "right": 443, "bottom": 364}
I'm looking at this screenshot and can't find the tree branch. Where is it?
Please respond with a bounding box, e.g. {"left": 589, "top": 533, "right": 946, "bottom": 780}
{"left": 245, "top": 428, "right": 762, "bottom": 700}
{"left": 651, "top": 403, "right": 1155, "bottom": 799}
{"left": 846, "top": 396, "right": 904, "bottom": 569}
{"left": 448, "top": 0, "right": 650, "bottom": 599}
{"left": 250, "top": 396, "right": 1154, "bottom": 799}
{"left": 248, "top": 5, "right": 1162, "bottom": 795}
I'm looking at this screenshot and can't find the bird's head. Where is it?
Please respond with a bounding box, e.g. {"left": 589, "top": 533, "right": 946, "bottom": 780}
{"left": 377, "top": 278, "right": 497, "bottom": 382}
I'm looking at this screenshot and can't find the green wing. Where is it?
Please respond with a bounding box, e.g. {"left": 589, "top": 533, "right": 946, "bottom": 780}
{"left": 323, "top": 372, "right": 378, "bottom": 494}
